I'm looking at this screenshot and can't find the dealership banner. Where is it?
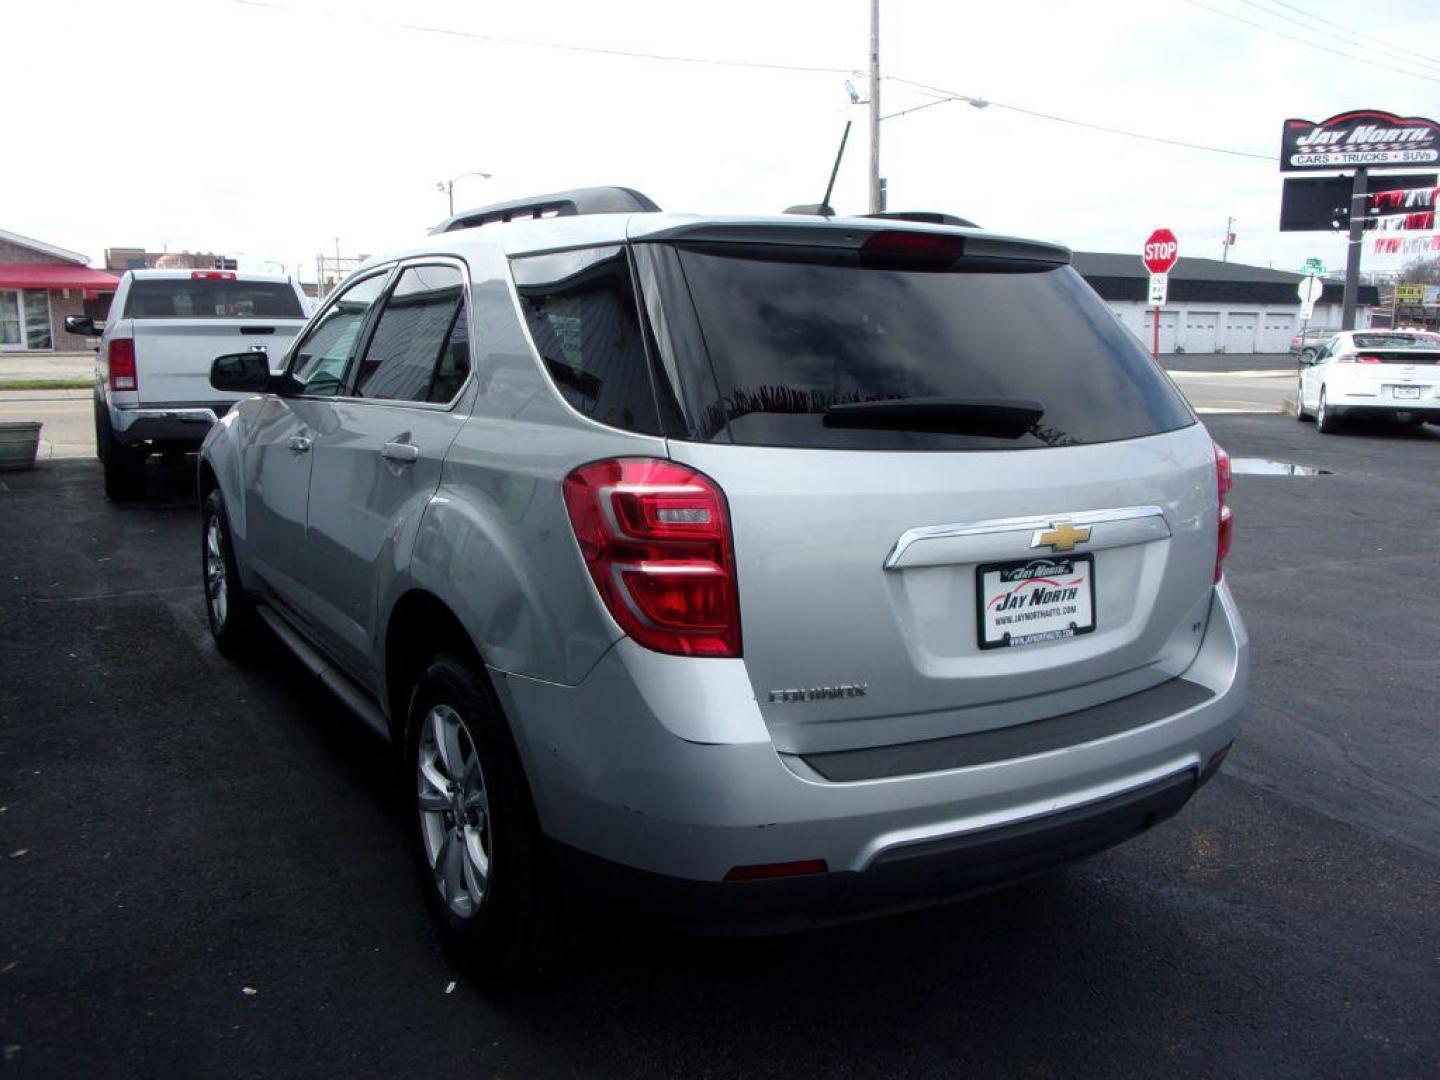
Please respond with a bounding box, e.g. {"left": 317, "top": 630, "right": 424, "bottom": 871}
{"left": 1373, "top": 235, "right": 1440, "bottom": 256}
{"left": 1281, "top": 110, "right": 1439, "bottom": 172}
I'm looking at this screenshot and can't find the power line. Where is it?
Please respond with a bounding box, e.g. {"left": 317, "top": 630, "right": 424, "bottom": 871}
{"left": 1255, "top": 0, "right": 1440, "bottom": 71}
{"left": 231, "top": 0, "right": 854, "bottom": 75}
{"left": 1178, "top": 0, "right": 1440, "bottom": 85}
{"left": 887, "top": 77, "right": 1276, "bottom": 161}
{"left": 1235, "top": 0, "right": 1440, "bottom": 74}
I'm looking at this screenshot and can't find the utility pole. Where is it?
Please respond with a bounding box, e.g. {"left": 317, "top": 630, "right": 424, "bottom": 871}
{"left": 868, "top": 0, "right": 882, "bottom": 213}
{"left": 1341, "top": 168, "right": 1369, "bottom": 330}
{"left": 1221, "top": 215, "right": 1235, "bottom": 262}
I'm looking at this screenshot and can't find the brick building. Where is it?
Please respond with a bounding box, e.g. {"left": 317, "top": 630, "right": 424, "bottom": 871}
{"left": 1, "top": 229, "right": 121, "bottom": 353}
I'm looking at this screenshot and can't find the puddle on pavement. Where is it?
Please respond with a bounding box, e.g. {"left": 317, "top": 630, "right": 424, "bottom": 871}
{"left": 1230, "top": 458, "right": 1332, "bottom": 477}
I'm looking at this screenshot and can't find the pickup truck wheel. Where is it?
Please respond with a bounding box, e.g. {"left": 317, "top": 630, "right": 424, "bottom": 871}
{"left": 93, "top": 398, "right": 106, "bottom": 460}
{"left": 100, "top": 410, "right": 146, "bottom": 502}
{"left": 405, "top": 655, "right": 561, "bottom": 984}
{"left": 201, "top": 489, "right": 257, "bottom": 654}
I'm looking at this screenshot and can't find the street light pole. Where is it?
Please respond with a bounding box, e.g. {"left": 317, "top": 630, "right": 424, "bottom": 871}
{"left": 868, "top": 0, "right": 882, "bottom": 213}
{"left": 438, "top": 171, "right": 493, "bottom": 217}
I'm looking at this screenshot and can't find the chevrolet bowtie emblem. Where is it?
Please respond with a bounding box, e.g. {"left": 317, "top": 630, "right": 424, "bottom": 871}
{"left": 1032, "top": 521, "right": 1091, "bottom": 553}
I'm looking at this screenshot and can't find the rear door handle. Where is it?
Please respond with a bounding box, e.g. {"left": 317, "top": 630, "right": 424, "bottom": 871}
{"left": 288, "top": 435, "right": 311, "bottom": 454}
{"left": 382, "top": 440, "right": 419, "bottom": 463}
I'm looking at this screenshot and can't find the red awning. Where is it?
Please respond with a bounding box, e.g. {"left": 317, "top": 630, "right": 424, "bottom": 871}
{"left": 0, "top": 263, "right": 121, "bottom": 292}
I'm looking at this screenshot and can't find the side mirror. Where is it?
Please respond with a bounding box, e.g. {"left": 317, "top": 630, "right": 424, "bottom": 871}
{"left": 210, "top": 351, "right": 275, "bottom": 393}
{"left": 1298, "top": 350, "right": 1318, "bottom": 365}
{"left": 64, "top": 315, "right": 103, "bottom": 337}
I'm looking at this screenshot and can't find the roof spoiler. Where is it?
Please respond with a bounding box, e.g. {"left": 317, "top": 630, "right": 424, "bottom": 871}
{"left": 433, "top": 186, "right": 660, "bottom": 234}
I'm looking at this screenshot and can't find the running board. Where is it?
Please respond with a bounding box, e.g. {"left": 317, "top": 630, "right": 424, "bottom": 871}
{"left": 254, "top": 605, "right": 391, "bottom": 742}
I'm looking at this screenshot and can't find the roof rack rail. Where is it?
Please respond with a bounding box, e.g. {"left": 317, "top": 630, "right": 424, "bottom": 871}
{"left": 864, "top": 211, "right": 979, "bottom": 228}
{"left": 433, "top": 186, "right": 661, "bottom": 234}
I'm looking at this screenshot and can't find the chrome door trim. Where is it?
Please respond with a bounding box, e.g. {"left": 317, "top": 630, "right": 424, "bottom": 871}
{"left": 883, "top": 505, "right": 1170, "bottom": 570}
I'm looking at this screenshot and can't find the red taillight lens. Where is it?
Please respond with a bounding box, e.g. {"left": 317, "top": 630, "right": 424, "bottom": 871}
{"left": 109, "top": 338, "right": 137, "bottom": 391}
{"left": 562, "top": 458, "right": 741, "bottom": 657}
{"left": 1354, "top": 353, "right": 1382, "bottom": 364}
{"left": 191, "top": 270, "right": 236, "bottom": 280}
{"left": 1214, "top": 441, "right": 1233, "bottom": 583}
{"left": 859, "top": 229, "right": 964, "bottom": 267}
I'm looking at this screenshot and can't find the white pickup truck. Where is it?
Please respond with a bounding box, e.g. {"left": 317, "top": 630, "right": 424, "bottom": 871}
{"left": 67, "top": 269, "right": 309, "bottom": 500}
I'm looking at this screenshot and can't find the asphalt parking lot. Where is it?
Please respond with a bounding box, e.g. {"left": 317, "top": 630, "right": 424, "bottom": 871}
{"left": 3, "top": 411, "right": 1438, "bottom": 1077}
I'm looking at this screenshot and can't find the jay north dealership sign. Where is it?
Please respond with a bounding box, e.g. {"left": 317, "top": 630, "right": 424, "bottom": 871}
{"left": 1281, "top": 110, "right": 1439, "bottom": 172}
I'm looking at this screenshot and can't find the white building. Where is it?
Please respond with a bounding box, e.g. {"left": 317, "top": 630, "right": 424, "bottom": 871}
{"left": 1072, "top": 253, "right": 1376, "bottom": 355}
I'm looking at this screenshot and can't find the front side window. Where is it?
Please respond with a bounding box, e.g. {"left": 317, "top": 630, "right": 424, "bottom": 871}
{"left": 289, "top": 272, "right": 390, "bottom": 396}
{"left": 353, "top": 265, "right": 469, "bottom": 403}
{"left": 512, "top": 247, "right": 661, "bottom": 434}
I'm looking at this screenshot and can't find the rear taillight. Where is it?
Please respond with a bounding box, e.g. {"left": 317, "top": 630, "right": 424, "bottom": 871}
{"left": 562, "top": 458, "right": 741, "bottom": 658}
{"left": 1214, "top": 441, "right": 1233, "bottom": 583}
{"left": 109, "top": 338, "right": 137, "bottom": 391}
{"left": 191, "top": 270, "right": 236, "bottom": 280}
{"left": 1354, "top": 353, "right": 1382, "bottom": 364}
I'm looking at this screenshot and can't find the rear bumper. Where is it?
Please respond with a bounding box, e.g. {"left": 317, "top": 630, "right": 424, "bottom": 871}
{"left": 1330, "top": 398, "right": 1440, "bottom": 421}
{"left": 111, "top": 404, "right": 224, "bottom": 446}
{"left": 493, "top": 582, "right": 1247, "bottom": 919}
{"left": 550, "top": 767, "right": 1202, "bottom": 933}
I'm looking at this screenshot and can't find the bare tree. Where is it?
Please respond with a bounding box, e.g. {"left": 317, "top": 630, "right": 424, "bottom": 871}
{"left": 1398, "top": 255, "right": 1440, "bottom": 284}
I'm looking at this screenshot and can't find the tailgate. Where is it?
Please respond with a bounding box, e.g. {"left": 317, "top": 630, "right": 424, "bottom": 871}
{"left": 129, "top": 320, "right": 302, "bottom": 405}
{"left": 672, "top": 425, "right": 1219, "bottom": 755}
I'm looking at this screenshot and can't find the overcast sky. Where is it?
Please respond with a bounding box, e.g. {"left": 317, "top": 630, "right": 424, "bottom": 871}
{"left": 5, "top": 0, "right": 1438, "bottom": 281}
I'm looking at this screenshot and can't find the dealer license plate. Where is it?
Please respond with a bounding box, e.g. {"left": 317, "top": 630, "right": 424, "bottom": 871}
{"left": 977, "top": 555, "right": 1096, "bottom": 650}
{"left": 1392, "top": 385, "right": 1421, "bottom": 399}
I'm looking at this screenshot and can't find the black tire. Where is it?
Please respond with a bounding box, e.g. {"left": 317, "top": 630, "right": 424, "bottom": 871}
{"left": 404, "top": 654, "right": 561, "bottom": 983}
{"left": 99, "top": 409, "right": 146, "bottom": 501}
{"left": 93, "top": 398, "right": 105, "bottom": 460}
{"left": 201, "top": 488, "right": 259, "bottom": 654}
{"left": 1316, "top": 387, "right": 1339, "bottom": 434}
{"left": 1295, "top": 377, "right": 1312, "bottom": 421}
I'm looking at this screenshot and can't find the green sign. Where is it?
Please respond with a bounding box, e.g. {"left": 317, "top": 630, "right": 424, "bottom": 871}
{"left": 1303, "top": 257, "right": 1325, "bottom": 276}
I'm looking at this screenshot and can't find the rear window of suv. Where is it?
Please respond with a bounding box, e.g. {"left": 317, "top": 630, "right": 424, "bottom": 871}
{"left": 639, "top": 243, "right": 1195, "bottom": 451}
{"left": 123, "top": 279, "right": 304, "bottom": 319}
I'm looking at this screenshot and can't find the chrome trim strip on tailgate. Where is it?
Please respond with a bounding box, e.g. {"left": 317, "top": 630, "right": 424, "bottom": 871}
{"left": 883, "top": 505, "right": 1169, "bottom": 570}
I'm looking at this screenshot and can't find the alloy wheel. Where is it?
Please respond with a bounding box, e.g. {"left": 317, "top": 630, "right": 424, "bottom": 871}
{"left": 416, "top": 704, "right": 492, "bottom": 919}
{"left": 204, "top": 515, "right": 228, "bottom": 627}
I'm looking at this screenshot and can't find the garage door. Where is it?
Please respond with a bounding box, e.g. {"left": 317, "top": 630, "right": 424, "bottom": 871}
{"left": 1143, "top": 310, "right": 1180, "bottom": 354}
{"left": 1184, "top": 312, "right": 1219, "bottom": 354}
{"left": 1223, "top": 312, "right": 1258, "bottom": 354}
{"left": 1258, "top": 312, "right": 1296, "bottom": 354}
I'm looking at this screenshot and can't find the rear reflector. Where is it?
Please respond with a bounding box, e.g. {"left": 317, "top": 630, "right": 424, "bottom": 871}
{"left": 723, "top": 859, "right": 828, "bottom": 882}
{"left": 109, "top": 338, "right": 137, "bottom": 391}
{"left": 191, "top": 270, "right": 236, "bottom": 281}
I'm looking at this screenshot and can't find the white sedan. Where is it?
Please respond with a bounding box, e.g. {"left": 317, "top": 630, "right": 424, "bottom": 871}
{"left": 1296, "top": 330, "right": 1440, "bottom": 433}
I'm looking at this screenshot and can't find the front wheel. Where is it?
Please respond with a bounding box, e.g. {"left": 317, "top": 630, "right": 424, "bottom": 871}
{"left": 202, "top": 489, "right": 258, "bottom": 654}
{"left": 1316, "top": 387, "right": 1339, "bottom": 434}
{"left": 405, "top": 655, "right": 560, "bottom": 982}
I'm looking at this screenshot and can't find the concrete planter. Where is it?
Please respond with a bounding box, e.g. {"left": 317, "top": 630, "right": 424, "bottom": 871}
{"left": 0, "top": 421, "right": 43, "bottom": 471}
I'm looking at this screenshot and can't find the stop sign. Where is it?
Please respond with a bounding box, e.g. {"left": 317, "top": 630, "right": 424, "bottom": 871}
{"left": 1143, "top": 229, "right": 1179, "bottom": 275}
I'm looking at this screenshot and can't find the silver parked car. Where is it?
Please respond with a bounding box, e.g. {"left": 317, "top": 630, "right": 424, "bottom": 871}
{"left": 199, "top": 188, "right": 1247, "bottom": 977}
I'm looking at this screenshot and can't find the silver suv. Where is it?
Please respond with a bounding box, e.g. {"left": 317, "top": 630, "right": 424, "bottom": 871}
{"left": 199, "top": 187, "right": 1247, "bottom": 976}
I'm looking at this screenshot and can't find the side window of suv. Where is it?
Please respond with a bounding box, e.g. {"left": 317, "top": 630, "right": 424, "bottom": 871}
{"left": 352, "top": 264, "right": 470, "bottom": 404}
{"left": 290, "top": 271, "right": 390, "bottom": 396}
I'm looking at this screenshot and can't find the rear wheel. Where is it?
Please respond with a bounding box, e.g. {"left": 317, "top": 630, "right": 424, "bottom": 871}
{"left": 1315, "top": 387, "right": 1339, "bottom": 434}
{"left": 99, "top": 409, "right": 146, "bottom": 501}
{"left": 405, "top": 655, "right": 560, "bottom": 983}
{"left": 202, "top": 488, "right": 258, "bottom": 654}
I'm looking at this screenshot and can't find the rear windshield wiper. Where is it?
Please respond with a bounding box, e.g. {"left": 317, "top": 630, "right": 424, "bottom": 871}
{"left": 823, "top": 397, "right": 1044, "bottom": 438}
